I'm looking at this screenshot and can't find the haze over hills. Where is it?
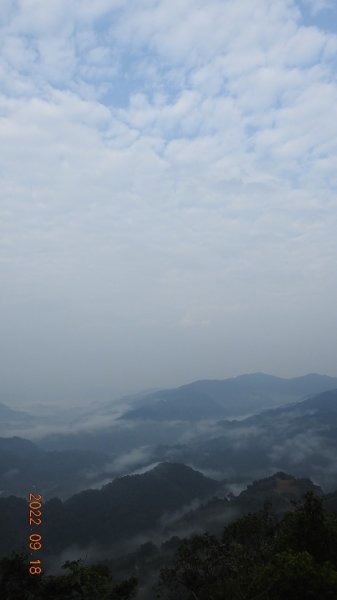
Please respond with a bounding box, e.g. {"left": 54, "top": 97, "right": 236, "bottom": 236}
{"left": 2, "top": 465, "right": 335, "bottom": 599}
{"left": 0, "top": 437, "right": 109, "bottom": 499}
{"left": 0, "top": 463, "right": 220, "bottom": 557}
{"left": 2, "top": 373, "right": 337, "bottom": 439}
{"left": 1, "top": 373, "right": 337, "bottom": 500}
{"left": 118, "top": 373, "right": 337, "bottom": 421}
{"left": 0, "top": 463, "right": 328, "bottom": 564}
{"left": 163, "top": 470, "right": 323, "bottom": 538}
{"left": 0, "top": 403, "right": 34, "bottom": 428}
{"left": 1, "top": 376, "right": 337, "bottom": 598}
{"left": 40, "top": 375, "right": 337, "bottom": 493}
{"left": 34, "top": 372, "right": 337, "bottom": 452}
{"left": 155, "top": 388, "right": 337, "bottom": 491}
{"left": 2, "top": 0, "right": 337, "bottom": 595}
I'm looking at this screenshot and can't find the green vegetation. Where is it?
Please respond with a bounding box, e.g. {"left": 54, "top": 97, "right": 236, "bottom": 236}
{"left": 2, "top": 491, "right": 337, "bottom": 599}
{"left": 0, "top": 556, "right": 137, "bottom": 600}
{"left": 157, "top": 492, "right": 337, "bottom": 599}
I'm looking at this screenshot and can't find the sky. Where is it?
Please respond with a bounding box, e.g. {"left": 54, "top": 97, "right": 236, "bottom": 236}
{"left": 1, "top": 0, "right": 337, "bottom": 405}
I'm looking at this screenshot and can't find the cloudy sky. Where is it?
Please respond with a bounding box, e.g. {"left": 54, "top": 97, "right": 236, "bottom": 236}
{"left": 1, "top": 0, "right": 337, "bottom": 404}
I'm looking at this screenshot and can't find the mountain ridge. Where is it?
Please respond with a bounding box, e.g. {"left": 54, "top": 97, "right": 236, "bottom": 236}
{"left": 119, "top": 373, "right": 337, "bottom": 421}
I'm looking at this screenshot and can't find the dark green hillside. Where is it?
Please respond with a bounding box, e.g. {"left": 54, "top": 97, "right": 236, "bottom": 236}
{"left": 46, "top": 463, "right": 219, "bottom": 549}
{"left": 0, "top": 463, "right": 220, "bottom": 557}
{"left": 162, "top": 472, "right": 322, "bottom": 538}
{"left": 0, "top": 554, "right": 137, "bottom": 599}
{"left": 158, "top": 492, "right": 337, "bottom": 600}
{"left": 1, "top": 471, "right": 337, "bottom": 599}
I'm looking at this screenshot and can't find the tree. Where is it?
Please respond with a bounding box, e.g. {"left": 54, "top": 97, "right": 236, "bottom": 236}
{"left": 0, "top": 553, "right": 40, "bottom": 600}
{"left": 157, "top": 494, "right": 337, "bottom": 600}
{"left": 0, "top": 554, "right": 137, "bottom": 600}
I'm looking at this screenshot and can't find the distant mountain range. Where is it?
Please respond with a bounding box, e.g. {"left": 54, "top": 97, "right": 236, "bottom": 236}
{"left": 37, "top": 372, "right": 337, "bottom": 458}
{"left": 0, "top": 436, "right": 109, "bottom": 499}
{"left": 118, "top": 373, "right": 337, "bottom": 421}
{"left": 1, "top": 373, "right": 337, "bottom": 499}
{"left": 2, "top": 373, "right": 337, "bottom": 599}
{"left": 2, "top": 373, "right": 337, "bottom": 438}
{"left": 0, "top": 402, "right": 34, "bottom": 426}
{"left": 154, "top": 389, "right": 337, "bottom": 490}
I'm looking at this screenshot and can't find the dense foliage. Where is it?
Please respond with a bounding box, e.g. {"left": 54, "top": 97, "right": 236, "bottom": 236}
{"left": 157, "top": 492, "right": 337, "bottom": 599}
{"left": 0, "top": 556, "right": 137, "bottom": 600}
{"left": 2, "top": 492, "right": 337, "bottom": 599}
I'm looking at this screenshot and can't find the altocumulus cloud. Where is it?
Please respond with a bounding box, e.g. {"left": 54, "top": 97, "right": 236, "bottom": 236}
{"left": 0, "top": 0, "right": 337, "bottom": 404}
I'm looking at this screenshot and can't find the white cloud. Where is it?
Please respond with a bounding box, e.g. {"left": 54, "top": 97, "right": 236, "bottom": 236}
{"left": 1, "top": 0, "right": 337, "bottom": 401}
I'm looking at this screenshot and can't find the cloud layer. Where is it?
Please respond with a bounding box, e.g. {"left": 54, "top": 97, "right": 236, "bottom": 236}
{"left": 1, "top": 0, "right": 337, "bottom": 403}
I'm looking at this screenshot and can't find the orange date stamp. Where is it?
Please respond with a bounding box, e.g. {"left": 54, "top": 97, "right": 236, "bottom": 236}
{"left": 28, "top": 492, "right": 43, "bottom": 575}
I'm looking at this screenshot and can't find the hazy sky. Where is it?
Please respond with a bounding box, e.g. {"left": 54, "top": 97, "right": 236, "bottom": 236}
{"left": 1, "top": 0, "right": 337, "bottom": 405}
